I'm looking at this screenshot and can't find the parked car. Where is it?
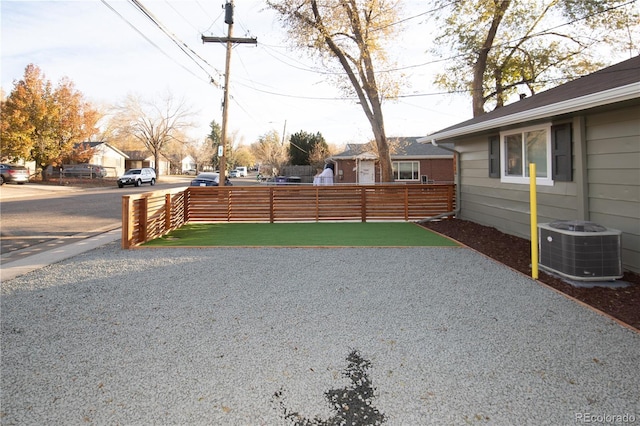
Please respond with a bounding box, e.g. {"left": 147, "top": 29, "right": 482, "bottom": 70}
{"left": 117, "top": 168, "right": 156, "bottom": 188}
{"left": 229, "top": 170, "right": 239, "bottom": 178}
{"left": 63, "top": 164, "right": 107, "bottom": 178}
{"left": 184, "top": 169, "right": 197, "bottom": 176}
{"left": 0, "top": 163, "right": 29, "bottom": 185}
{"left": 235, "top": 166, "right": 247, "bottom": 177}
{"left": 275, "top": 176, "right": 302, "bottom": 185}
{"left": 190, "top": 172, "right": 232, "bottom": 186}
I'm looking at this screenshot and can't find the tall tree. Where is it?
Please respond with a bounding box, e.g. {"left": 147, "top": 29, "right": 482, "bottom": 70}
{"left": 288, "top": 130, "right": 328, "bottom": 165}
{"left": 182, "top": 138, "right": 214, "bottom": 173}
{"left": 433, "top": 0, "right": 639, "bottom": 116}
{"left": 0, "top": 64, "right": 99, "bottom": 177}
{"left": 267, "top": 0, "right": 402, "bottom": 181}
{"left": 250, "top": 130, "right": 289, "bottom": 176}
{"left": 233, "top": 145, "right": 256, "bottom": 170}
{"left": 113, "top": 93, "right": 194, "bottom": 178}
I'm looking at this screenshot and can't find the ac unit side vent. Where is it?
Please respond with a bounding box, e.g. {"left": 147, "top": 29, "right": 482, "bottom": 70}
{"left": 538, "top": 222, "right": 622, "bottom": 281}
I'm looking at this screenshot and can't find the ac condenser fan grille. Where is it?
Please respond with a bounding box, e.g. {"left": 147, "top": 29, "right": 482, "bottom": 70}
{"left": 538, "top": 221, "right": 622, "bottom": 281}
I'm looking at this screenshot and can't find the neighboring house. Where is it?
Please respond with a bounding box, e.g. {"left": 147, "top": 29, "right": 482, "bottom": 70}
{"left": 123, "top": 151, "right": 171, "bottom": 176}
{"left": 181, "top": 155, "right": 196, "bottom": 173}
{"left": 76, "top": 141, "right": 129, "bottom": 177}
{"left": 331, "top": 137, "right": 454, "bottom": 184}
{"left": 420, "top": 56, "right": 640, "bottom": 273}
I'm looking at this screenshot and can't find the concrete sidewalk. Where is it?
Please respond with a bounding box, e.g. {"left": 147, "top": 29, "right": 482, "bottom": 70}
{"left": 0, "top": 229, "right": 121, "bottom": 282}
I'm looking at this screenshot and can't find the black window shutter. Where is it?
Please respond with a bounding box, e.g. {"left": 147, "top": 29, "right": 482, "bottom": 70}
{"left": 488, "top": 135, "right": 500, "bottom": 178}
{"left": 551, "top": 123, "right": 572, "bottom": 182}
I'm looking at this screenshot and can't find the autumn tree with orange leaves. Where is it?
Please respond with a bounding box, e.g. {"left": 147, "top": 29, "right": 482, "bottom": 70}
{"left": 0, "top": 64, "right": 100, "bottom": 179}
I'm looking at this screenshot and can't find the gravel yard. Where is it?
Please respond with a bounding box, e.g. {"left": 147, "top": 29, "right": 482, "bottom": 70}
{"left": 421, "top": 219, "right": 640, "bottom": 330}
{"left": 1, "top": 243, "right": 639, "bottom": 425}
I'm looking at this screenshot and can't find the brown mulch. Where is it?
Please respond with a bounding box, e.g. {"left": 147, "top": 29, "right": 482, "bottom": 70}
{"left": 420, "top": 219, "right": 640, "bottom": 331}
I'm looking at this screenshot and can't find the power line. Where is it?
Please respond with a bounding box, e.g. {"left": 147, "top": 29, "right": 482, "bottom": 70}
{"left": 128, "top": 0, "right": 223, "bottom": 87}
{"left": 260, "top": 0, "right": 638, "bottom": 79}
{"left": 372, "top": 0, "right": 457, "bottom": 32}
{"left": 101, "top": 0, "right": 638, "bottom": 120}
{"left": 199, "top": 8, "right": 226, "bottom": 35}
{"left": 163, "top": 0, "right": 199, "bottom": 33}
{"left": 100, "top": 0, "right": 207, "bottom": 83}
{"left": 100, "top": 0, "right": 224, "bottom": 88}
{"left": 201, "top": 1, "right": 257, "bottom": 181}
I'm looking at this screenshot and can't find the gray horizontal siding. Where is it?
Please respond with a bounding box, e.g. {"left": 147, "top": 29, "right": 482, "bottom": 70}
{"left": 589, "top": 151, "right": 640, "bottom": 169}
{"left": 590, "top": 198, "right": 640, "bottom": 219}
{"left": 457, "top": 135, "right": 579, "bottom": 239}
{"left": 589, "top": 183, "right": 640, "bottom": 202}
{"left": 587, "top": 135, "right": 637, "bottom": 154}
{"left": 588, "top": 168, "right": 640, "bottom": 183}
{"left": 586, "top": 106, "right": 640, "bottom": 272}
{"left": 585, "top": 113, "right": 639, "bottom": 140}
{"left": 451, "top": 103, "right": 640, "bottom": 273}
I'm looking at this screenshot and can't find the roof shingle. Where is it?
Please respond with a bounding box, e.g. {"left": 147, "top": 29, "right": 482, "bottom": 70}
{"left": 430, "top": 55, "right": 640, "bottom": 136}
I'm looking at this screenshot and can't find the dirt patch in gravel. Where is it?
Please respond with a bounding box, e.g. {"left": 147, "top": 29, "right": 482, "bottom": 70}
{"left": 420, "top": 219, "right": 639, "bottom": 331}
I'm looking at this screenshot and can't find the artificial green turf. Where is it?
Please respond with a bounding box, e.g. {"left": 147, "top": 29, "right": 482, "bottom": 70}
{"left": 143, "top": 222, "right": 459, "bottom": 247}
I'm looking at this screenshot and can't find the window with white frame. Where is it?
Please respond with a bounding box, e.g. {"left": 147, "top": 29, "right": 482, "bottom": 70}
{"left": 500, "top": 124, "right": 553, "bottom": 185}
{"left": 392, "top": 161, "right": 419, "bottom": 181}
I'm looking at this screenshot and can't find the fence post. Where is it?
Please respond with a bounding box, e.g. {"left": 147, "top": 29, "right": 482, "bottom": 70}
{"left": 121, "top": 195, "right": 132, "bottom": 249}
{"left": 184, "top": 188, "right": 190, "bottom": 224}
{"left": 165, "top": 193, "right": 172, "bottom": 233}
{"left": 139, "top": 197, "right": 148, "bottom": 244}
{"left": 269, "top": 187, "right": 275, "bottom": 223}
{"left": 404, "top": 187, "right": 409, "bottom": 221}
{"left": 361, "top": 187, "right": 367, "bottom": 222}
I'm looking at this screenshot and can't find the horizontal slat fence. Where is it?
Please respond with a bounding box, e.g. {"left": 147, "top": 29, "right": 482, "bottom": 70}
{"left": 122, "top": 184, "right": 455, "bottom": 248}
{"left": 122, "top": 188, "right": 189, "bottom": 249}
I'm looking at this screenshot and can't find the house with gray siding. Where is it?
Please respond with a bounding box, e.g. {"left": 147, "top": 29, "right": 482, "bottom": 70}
{"left": 419, "top": 56, "right": 640, "bottom": 273}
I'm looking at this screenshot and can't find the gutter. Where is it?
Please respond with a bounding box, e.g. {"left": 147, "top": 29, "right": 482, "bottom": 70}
{"left": 420, "top": 82, "right": 639, "bottom": 141}
{"left": 416, "top": 139, "right": 461, "bottom": 223}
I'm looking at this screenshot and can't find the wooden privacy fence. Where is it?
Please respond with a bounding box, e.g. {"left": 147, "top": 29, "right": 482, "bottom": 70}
{"left": 122, "top": 184, "right": 455, "bottom": 248}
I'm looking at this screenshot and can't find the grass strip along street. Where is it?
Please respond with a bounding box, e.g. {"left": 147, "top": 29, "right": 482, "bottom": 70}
{"left": 143, "top": 222, "right": 460, "bottom": 248}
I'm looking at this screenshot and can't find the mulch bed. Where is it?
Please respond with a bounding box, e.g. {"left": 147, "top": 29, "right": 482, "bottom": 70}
{"left": 420, "top": 219, "right": 640, "bottom": 331}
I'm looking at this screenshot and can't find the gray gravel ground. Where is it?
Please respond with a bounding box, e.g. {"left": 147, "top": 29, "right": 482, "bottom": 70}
{"left": 1, "top": 242, "right": 639, "bottom": 425}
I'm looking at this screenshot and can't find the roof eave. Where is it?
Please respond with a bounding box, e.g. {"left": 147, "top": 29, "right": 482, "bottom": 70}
{"left": 103, "top": 143, "right": 129, "bottom": 158}
{"left": 420, "top": 82, "right": 639, "bottom": 142}
{"left": 390, "top": 154, "right": 453, "bottom": 160}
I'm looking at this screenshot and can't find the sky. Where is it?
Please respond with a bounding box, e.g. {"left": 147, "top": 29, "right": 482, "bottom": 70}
{"left": 1, "top": 0, "right": 475, "bottom": 147}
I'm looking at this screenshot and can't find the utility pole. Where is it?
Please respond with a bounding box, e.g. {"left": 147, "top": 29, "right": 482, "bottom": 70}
{"left": 202, "top": 1, "right": 256, "bottom": 182}
{"left": 281, "top": 120, "right": 287, "bottom": 145}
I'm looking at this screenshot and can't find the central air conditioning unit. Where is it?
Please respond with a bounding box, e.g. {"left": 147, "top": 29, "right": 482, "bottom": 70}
{"left": 538, "top": 220, "right": 622, "bottom": 281}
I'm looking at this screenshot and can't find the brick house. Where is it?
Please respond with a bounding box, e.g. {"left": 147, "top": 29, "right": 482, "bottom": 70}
{"left": 330, "top": 137, "right": 454, "bottom": 184}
